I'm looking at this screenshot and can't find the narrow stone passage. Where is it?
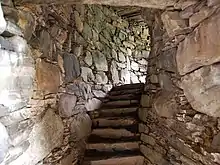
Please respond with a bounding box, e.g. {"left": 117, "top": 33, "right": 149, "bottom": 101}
{"left": 83, "top": 83, "right": 144, "bottom": 165}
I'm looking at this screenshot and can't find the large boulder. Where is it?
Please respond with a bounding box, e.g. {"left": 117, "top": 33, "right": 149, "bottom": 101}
{"left": 8, "top": 109, "right": 64, "bottom": 165}
{"left": 182, "top": 63, "right": 220, "bottom": 117}
{"left": 177, "top": 11, "right": 220, "bottom": 75}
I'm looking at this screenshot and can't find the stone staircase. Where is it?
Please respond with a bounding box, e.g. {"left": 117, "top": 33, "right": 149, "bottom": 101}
{"left": 83, "top": 83, "right": 145, "bottom": 165}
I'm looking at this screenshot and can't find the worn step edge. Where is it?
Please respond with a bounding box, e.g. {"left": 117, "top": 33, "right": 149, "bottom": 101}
{"left": 87, "top": 134, "right": 140, "bottom": 143}
{"left": 88, "top": 107, "right": 138, "bottom": 119}
{"left": 91, "top": 128, "right": 139, "bottom": 139}
{"left": 86, "top": 141, "right": 140, "bottom": 152}
{"left": 83, "top": 155, "right": 144, "bottom": 165}
{"left": 92, "top": 117, "right": 137, "bottom": 128}
{"left": 111, "top": 83, "right": 144, "bottom": 91}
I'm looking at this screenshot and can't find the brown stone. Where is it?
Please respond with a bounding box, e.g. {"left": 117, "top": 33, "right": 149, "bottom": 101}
{"left": 140, "top": 145, "right": 168, "bottom": 164}
{"left": 36, "top": 59, "right": 61, "bottom": 94}
{"left": 141, "top": 134, "right": 156, "bottom": 146}
{"left": 177, "top": 11, "right": 220, "bottom": 75}
{"left": 182, "top": 64, "right": 220, "bottom": 117}
{"left": 174, "top": 0, "right": 198, "bottom": 10}
{"left": 153, "top": 90, "right": 179, "bottom": 118}
{"left": 189, "top": 6, "right": 215, "bottom": 27}
{"left": 161, "top": 11, "right": 187, "bottom": 37}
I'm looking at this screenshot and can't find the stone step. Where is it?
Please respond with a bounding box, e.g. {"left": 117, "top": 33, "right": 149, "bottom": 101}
{"left": 108, "top": 88, "right": 142, "bottom": 96}
{"left": 102, "top": 93, "right": 141, "bottom": 102}
{"left": 92, "top": 117, "right": 137, "bottom": 128}
{"left": 101, "top": 100, "right": 139, "bottom": 108}
{"left": 89, "top": 107, "right": 138, "bottom": 119}
{"left": 83, "top": 155, "right": 144, "bottom": 165}
{"left": 111, "top": 83, "right": 144, "bottom": 91}
{"left": 90, "top": 128, "right": 139, "bottom": 140}
{"left": 88, "top": 134, "right": 140, "bottom": 143}
{"left": 86, "top": 141, "right": 140, "bottom": 152}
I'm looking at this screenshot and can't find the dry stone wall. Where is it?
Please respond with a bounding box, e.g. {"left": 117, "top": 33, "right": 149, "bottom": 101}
{"left": 0, "top": 2, "right": 150, "bottom": 165}
{"left": 139, "top": 1, "right": 220, "bottom": 165}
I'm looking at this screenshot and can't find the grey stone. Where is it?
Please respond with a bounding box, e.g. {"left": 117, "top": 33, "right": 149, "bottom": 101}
{"left": 141, "top": 94, "right": 151, "bottom": 108}
{"left": 181, "top": 64, "right": 220, "bottom": 117}
{"left": 138, "top": 59, "right": 148, "bottom": 66}
{"left": 141, "top": 134, "right": 156, "bottom": 146}
{"left": 140, "top": 145, "right": 168, "bottom": 165}
{"left": 212, "top": 132, "right": 220, "bottom": 151}
{"left": 131, "top": 61, "right": 139, "bottom": 71}
{"left": 92, "top": 29, "right": 99, "bottom": 41}
{"left": 74, "top": 10, "right": 83, "bottom": 33}
{"left": 110, "top": 61, "right": 120, "bottom": 84}
{"left": 95, "top": 71, "right": 108, "bottom": 84}
{"left": 64, "top": 54, "right": 80, "bottom": 82}
{"left": 112, "top": 49, "right": 118, "bottom": 60}
{"left": 0, "top": 49, "right": 34, "bottom": 112}
{"left": 83, "top": 23, "right": 92, "bottom": 39}
{"left": 66, "top": 81, "right": 92, "bottom": 100}
{"left": 150, "top": 74, "right": 158, "bottom": 84}
{"left": 7, "top": 36, "right": 28, "bottom": 53}
{"left": 153, "top": 90, "right": 179, "bottom": 118}
{"left": 0, "top": 105, "right": 8, "bottom": 117}
{"left": 81, "top": 67, "right": 95, "bottom": 82}
{"left": 0, "top": 122, "right": 10, "bottom": 164}
{"left": 159, "top": 48, "right": 177, "bottom": 72}
{"left": 92, "top": 90, "right": 106, "bottom": 98}
{"left": 159, "top": 72, "right": 174, "bottom": 91}
{"left": 3, "top": 21, "right": 23, "bottom": 37}
{"left": 139, "top": 76, "right": 146, "bottom": 83}
{"left": 131, "top": 72, "right": 139, "bottom": 83}
{"left": 7, "top": 120, "right": 34, "bottom": 146}
{"left": 119, "top": 31, "right": 126, "bottom": 41}
{"left": 74, "top": 45, "right": 83, "bottom": 57}
{"left": 127, "top": 48, "right": 132, "bottom": 56}
{"left": 85, "top": 98, "right": 102, "bottom": 111}
{"left": 117, "top": 62, "right": 126, "bottom": 69}
{"left": 93, "top": 51, "right": 108, "bottom": 71}
{"left": 120, "top": 68, "right": 131, "bottom": 84}
{"left": 0, "top": 36, "right": 12, "bottom": 50}
{"left": 70, "top": 113, "right": 92, "bottom": 141}
{"left": 123, "top": 41, "right": 135, "bottom": 49}
{"left": 84, "top": 51, "right": 93, "bottom": 66}
{"left": 59, "top": 94, "right": 77, "bottom": 117}
{"left": 8, "top": 109, "right": 64, "bottom": 165}
{"left": 118, "top": 52, "right": 126, "bottom": 62}
{"left": 0, "top": 3, "right": 6, "bottom": 34}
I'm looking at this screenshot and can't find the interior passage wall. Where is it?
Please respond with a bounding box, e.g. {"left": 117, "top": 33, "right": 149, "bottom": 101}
{"left": 139, "top": 1, "right": 220, "bottom": 165}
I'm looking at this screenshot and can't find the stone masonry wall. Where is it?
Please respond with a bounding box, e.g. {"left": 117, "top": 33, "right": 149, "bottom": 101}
{"left": 0, "top": 2, "right": 65, "bottom": 165}
{"left": 139, "top": 1, "right": 220, "bottom": 165}
{"left": 0, "top": 2, "right": 150, "bottom": 165}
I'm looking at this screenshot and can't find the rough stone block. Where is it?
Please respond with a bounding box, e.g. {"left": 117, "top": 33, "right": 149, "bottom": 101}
{"left": 161, "top": 11, "right": 187, "bottom": 37}
{"left": 177, "top": 11, "right": 220, "bottom": 75}
{"left": 59, "top": 94, "right": 77, "bottom": 117}
{"left": 153, "top": 90, "right": 179, "bottom": 118}
{"left": 8, "top": 109, "right": 64, "bottom": 165}
{"left": 182, "top": 64, "right": 220, "bottom": 117}
{"left": 36, "top": 59, "right": 60, "bottom": 94}
{"left": 140, "top": 145, "right": 168, "bottom": 164}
